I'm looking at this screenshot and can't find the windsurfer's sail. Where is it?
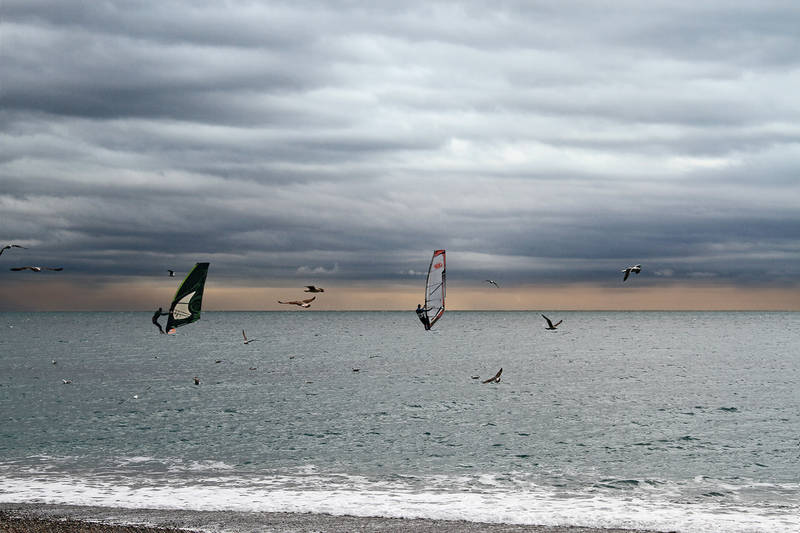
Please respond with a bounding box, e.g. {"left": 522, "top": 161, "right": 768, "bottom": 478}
{"left": 166, "top": 262, "right": 209, "bottom": 334}
{"left": 423, "top": 250, "right": 446, "bottom": 329}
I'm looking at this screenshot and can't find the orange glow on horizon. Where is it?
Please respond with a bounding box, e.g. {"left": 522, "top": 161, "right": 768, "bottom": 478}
{"left": 1, "top": 278, "right": 799, "bottom": 311}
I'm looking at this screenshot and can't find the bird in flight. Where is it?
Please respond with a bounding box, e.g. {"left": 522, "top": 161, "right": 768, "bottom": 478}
{"left": 242, "top": 329, "right": 257, "bottom": 344}
{"left": 304, "top": 285, "right": 325, "bottom": 293}
{"left": 482, "top": 368, "right": 503, "bottom": 384}
{"left": 278, "top": 296, "right": 316, "bottom": 308}
{"left": 621, "top": 264, "right": 642, "bottom": 282}
{"left": 10, "top": 266, "right": 63, "bottom": 272}
{"left": 167, "top": 270, "right": 175, "bottom": 277}
{"left": 542, "top": 314, "right": 562, "bottom": 330}
{"left": 0, "top": 244, "right": 27, "bottom": 256}
{"left": 484, "top": 279, "right": 500, "bottom": 288}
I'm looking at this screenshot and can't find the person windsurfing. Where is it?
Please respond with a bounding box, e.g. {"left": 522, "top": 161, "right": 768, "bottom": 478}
{"left": 416, "top": 303, "right": 430, "bottom": 330}
{"left": 152, "top": 307, "right": 168, "bottom": 334}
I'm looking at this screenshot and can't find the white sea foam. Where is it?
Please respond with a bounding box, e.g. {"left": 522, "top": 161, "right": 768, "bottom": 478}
{"left": 1, "top": 469, "right": 798, "bottom": 533}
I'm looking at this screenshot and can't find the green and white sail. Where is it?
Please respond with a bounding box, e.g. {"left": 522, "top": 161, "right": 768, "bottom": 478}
{"left": 166, "top": 262, "right": 210, "bottom": 334}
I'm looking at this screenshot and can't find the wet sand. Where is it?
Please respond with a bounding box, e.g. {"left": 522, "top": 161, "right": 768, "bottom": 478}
{"left": 0, "top": 504, "right": 664, "bottom": 533}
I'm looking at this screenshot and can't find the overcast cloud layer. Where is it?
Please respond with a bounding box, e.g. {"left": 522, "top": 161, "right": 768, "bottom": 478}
{"left": 2, "top": 0, "right": 800, "bottom": 295}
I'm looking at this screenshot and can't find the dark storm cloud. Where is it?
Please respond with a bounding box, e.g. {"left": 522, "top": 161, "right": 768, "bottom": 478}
{"left": 2, "top": 0, "right": 799, "bottom": 296}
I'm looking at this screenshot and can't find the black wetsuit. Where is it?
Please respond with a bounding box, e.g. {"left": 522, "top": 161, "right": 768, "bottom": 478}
{"left": 416, "top": 306, "right": 430, "bottom": 330}
{"left": 152, "top": 308, "right": 167, "bottom": 334}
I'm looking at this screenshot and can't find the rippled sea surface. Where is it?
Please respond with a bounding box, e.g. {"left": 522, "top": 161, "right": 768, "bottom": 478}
{"left": 1, "top": 311, "right": 799, "bottom": 532}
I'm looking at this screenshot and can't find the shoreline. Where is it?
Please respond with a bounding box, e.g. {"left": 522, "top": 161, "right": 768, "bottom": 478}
{"left": 0, "top": 504, "right": 664, "bottom": 533}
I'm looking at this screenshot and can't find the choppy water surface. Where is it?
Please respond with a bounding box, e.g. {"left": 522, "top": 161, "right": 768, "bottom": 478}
{"left": 1, "top": 311, "right": 799, "bottom": 532}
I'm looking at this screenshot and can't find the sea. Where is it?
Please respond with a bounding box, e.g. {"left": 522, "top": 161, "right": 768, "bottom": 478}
{"left": 1, "top": 311, "right": 798, "bottom": 532}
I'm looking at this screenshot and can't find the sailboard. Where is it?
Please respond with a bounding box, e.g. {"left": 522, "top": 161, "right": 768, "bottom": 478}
{"left": 423, "top": 249, "right": 446, "bottom": 329}
{"left": 165, "top": 262, "right": 210, "bottom": 334}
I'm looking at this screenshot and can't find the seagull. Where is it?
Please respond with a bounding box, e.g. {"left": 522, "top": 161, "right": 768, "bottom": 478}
{"left": 242, "top": 329, "right": 257, "bottom": 344}
{"left": 0, "top": 244, "right": 27, "bottom": 256}
{"left": 485, "top": 279, "right": 500, "bottom": 288}
{"left": 62, "top": 379, "right": 72, "bottom": 384}
{"left": 304, "top": 285, "right": 325, "bottom": 293}
{"left": 542, "top": 314, "right": 562, "bottom": 330}
{"left": 621, "top": 264, "right": 642, "bottom": 282}
{"left": 10, "top": 266, "right": 63, "bottom": 272}
{"left": 482, "top": 368, "right": 502, "bottom": 384}
{"left": 278, "top": 296, "right": 316, "bottom": 308}
{"left": 194, "top": 376, "right": 200, "bottom": 385}
{"left": 167, "top": 270, "right": 175, "bottom": 277}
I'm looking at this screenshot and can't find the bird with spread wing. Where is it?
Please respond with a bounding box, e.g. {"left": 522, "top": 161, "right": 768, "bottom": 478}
{"left": 278, "top": 296, "right": 316, "bottom": 308}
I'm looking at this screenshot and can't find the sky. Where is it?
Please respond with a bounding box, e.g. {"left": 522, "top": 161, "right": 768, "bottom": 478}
{"left": 2, "top": 0, "right": 800, "bottom": 311}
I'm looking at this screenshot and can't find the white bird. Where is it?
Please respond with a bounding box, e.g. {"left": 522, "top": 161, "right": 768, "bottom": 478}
{"left": 167, "top": 270, "right": 175, "bottom": 277}
{"left": 242, "top": 329, "right": 257, "bottom": 344}
{"left": 62, "top": 379, "right": 72, "bottom": 384}
{"left": 542, "top": 314, "right": 562, "bottom": 330}
{"left": 485, "top": 279, "right": 500, "bottom": 288}
{"left": 0, "top": 244, "right": 27, "bottom": 256}
{"left": 278, "top": 296, "right": 316, "bottom": 308}
{"left": 482, "top": 368, "right": 503, "bottom": 384}
{"left": 304, "top": 285, "right": 325, "bottom": 293}
{"left": 10, "top": 266, "right": 63, "bottom": 272}
{"left": 621, "top": 264, "right": 642, "bottom": 282}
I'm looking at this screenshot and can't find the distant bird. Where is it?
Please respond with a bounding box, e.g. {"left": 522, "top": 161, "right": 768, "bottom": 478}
{"left": 621, "top": 264, "right": 642, "bottom": 282}
{"left": 62, "top": 379, "right": 72, "bottom": 384}
{"left": 167, "top": 270, "right": 175, "bottom": 277}
{"left": 242, "top": 329, "right": 257, "bottom": 344}
{"left": 482, "top": 368, "right": 502, "bottom": 384}
{"left": 52, "top": 360, "right": 57, "bottom": 365}
{"left": 278, "top": 296, "right": 316, "bottom": 308}
{"left": 0, "top": 244, "right": 27, "bottom": 256}
{"left": 194, "top": 376, "right": 200, "bottom": 385}
{"left": 10, "top": 266, "right": 63, "bottom": 272}
{"left": 352, "top": 368, "right": 360, "bottom": 372}
{"left": 542, "top": 314, "right": 563, "bottom": 330}
{"left": 485, "top": 279, "right": 500, "bottom": 288}
{"left": 304, "top": 285, "right": 325, "bottom": 293}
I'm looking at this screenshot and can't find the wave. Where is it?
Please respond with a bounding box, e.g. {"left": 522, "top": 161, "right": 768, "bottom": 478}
{"left": 1, "top": 461, "right": 798, "bottom": 533}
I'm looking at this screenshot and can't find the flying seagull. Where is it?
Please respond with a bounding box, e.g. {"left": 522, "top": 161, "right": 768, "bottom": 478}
{"left": 167, "top": 270, "right": 175, "bottom": 277}
{"left": 485, "top": 279, "right": 500, "bottom": 288}
{"left": 242, "top": 329, "right": 257, "bottom": 344}
{"left": 0, "top": 244, "right": 27, "bottom": 256}
{"left": 542, "top": 314, "right": 563, "bottom": 330}
{"left": 482, "top": 368, "right": 503, "bottom": 384}
{"left": 10, "top": 266, "right": 63, "bottom": 272}
{"left": 278, "top": 296, "right": 316, "bottom": 308}
{"left": 304, "top": 285, "right": 325, "bottom": 293}
{"left": 621, "top": 264, "right": 642, "bottom": 282}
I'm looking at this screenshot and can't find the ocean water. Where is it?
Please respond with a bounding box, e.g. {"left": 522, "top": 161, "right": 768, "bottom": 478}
{"left": 1, "top": 311, "right": 798, "bottom": 532}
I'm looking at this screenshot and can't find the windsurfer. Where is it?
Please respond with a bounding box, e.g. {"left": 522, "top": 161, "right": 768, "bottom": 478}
{"left": 152, "top": 307, "right": 168, "bottom": 334}
{"left": 416, "top": 303, "right": 430, "bottom": 330}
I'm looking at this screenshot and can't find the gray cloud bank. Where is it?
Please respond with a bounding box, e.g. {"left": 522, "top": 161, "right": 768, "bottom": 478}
{"left": 2, "top": 0, "right": 799, "bottom": 291}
